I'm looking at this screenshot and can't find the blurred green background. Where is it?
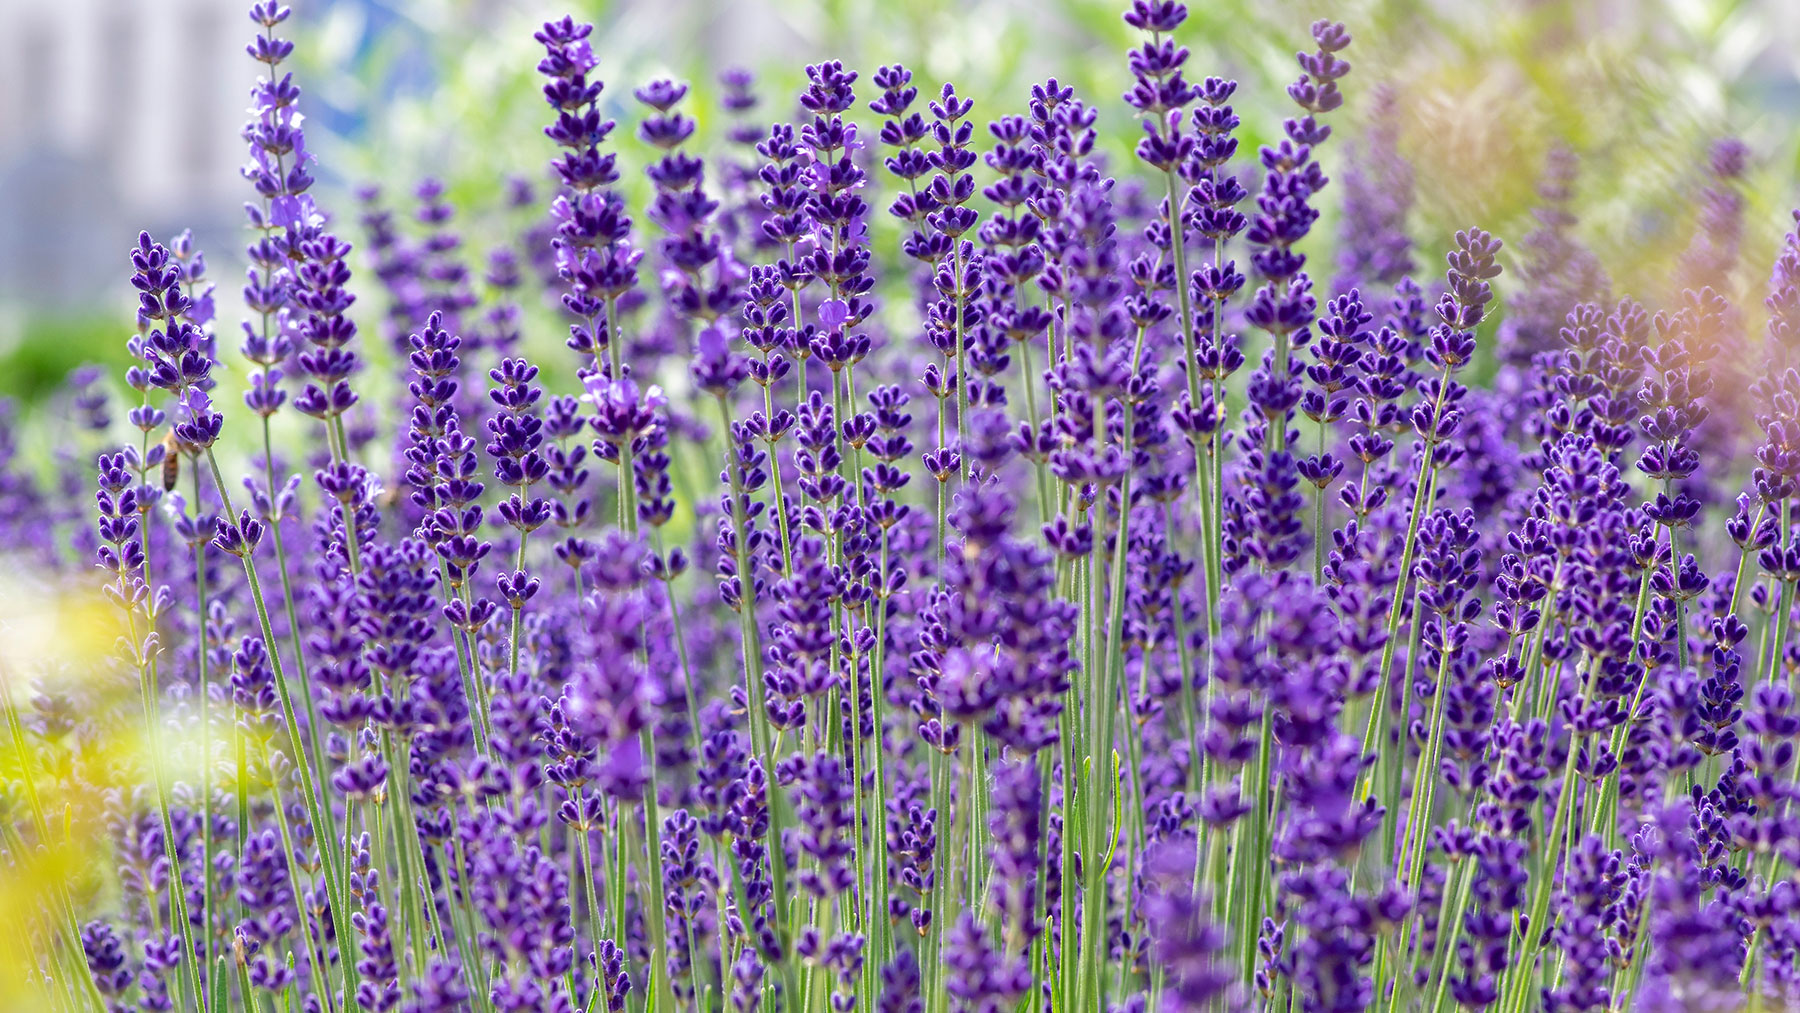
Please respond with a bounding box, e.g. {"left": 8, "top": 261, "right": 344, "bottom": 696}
{"left": 1, "top": 0, "right": 1797, "bottom": 411}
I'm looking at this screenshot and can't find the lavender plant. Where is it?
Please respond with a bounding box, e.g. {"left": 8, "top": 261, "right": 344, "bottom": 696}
{"left": 5, "top": 2, "right": 1800, "bottom": 1012}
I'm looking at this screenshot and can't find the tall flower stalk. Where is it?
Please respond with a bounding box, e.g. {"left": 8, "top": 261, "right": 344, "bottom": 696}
{"left": 27, "top": 5, "right": 1800, "bottom": 1013}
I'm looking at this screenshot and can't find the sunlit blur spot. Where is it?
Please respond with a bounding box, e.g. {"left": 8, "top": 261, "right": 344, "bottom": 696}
{"left": 0, "top": 564, "right": 172, "bottom": 1013}
{"left": 0, "top": 576, "right": 116, "bottom": 677}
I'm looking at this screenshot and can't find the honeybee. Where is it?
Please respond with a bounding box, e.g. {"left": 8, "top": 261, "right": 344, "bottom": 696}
{"left": 159, "top": 429, "right": 181, "bottom": 492}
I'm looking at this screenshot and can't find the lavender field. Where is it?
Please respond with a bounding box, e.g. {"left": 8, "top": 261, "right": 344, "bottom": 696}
{"left": 3, "top": 0, "right": 1800, "bottom": 1011}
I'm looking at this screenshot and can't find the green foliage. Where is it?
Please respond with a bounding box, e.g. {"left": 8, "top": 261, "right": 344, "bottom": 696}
{"left": 2, "top": 313, "right": 124, "bottom": 403}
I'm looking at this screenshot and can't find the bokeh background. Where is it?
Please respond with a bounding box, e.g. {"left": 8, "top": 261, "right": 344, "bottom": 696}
{"left": 1, "top": 0, "right": 1798, "bottom": 408}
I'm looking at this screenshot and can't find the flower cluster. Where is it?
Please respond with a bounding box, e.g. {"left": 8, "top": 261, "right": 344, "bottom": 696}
{"left": 5, "top": 3, "right": 1797, "bottom": 1013}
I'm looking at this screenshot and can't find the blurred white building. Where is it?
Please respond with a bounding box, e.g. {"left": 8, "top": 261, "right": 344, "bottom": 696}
{"left": 0, "top": 0, "right": 799, "bottom": 312}
{"left": 0, "top": 0, "right": 249, "bottom": 305}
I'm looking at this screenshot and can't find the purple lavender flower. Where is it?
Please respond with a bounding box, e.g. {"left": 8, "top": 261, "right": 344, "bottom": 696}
{"left": 45, "top": 5, "right": 1800, "bottom": 1013}
{"left": 537, "top": 16, "right": 641, "bottom": 375}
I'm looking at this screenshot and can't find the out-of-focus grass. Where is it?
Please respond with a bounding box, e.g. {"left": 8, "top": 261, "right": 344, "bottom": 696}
{"left": 0, "top": 576, "right": 148, "bottom": 1012}
{"left": 0, "top": 554, "right": 324, "bottom": 1013}
{"left": 0, "top": 313, "right": 126, "bottom": 404}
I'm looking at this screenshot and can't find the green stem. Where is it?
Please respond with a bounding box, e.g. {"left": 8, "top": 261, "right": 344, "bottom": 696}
{"left": 714, "top": 392, "right": 794, "bottom": 993}
{"left": 192, "top": 464, "right": 217, "bottom": 1007}
{"left": 1501, "top": 728, "right": 1585, "bottom": 1012}
{"left": 205, "top": 451, "right": 361, "bottom": 1011}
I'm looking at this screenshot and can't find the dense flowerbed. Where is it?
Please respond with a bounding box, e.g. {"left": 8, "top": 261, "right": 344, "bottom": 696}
{"left": 2, "top": 1, "right": 1798, "bottom": 1011}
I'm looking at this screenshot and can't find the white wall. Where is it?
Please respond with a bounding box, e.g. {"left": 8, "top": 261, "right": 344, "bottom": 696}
{"left": 0, "top": 0, "right": 247, "bottom": 304}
